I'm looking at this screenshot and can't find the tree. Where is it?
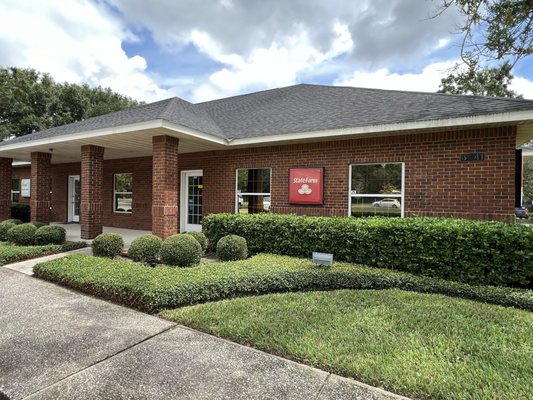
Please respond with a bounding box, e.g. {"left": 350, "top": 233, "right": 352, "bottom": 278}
{"left": 436, "top": 0, "right": 533, "bottom": 67}
{"left": 524, "top": 158, "right": 533, "bottom": 207}
{"left": 0, "top": 67, "right": 142, "bottom": 140}
{"left": 438, "top": 57, "right": 520, "bottom": 96}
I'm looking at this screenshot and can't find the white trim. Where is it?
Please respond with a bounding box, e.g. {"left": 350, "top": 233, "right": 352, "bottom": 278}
{"left": 113, "top": 173, "right": 133, "bottom": 214}
{"left": 180, "top": 170, "right": 203, "bottom": 233}
{"left": 235, "top": 168, "right": 272, "bottom": 213}
{"left": 348, "top": 162, "right": 405, "bottom": 218}
{"left": 67, "top": 175, "right": 80, "bottom": 222}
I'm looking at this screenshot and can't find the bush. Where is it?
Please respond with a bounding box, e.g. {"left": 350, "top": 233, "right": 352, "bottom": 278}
{"left": 160, "top": 234, "right": 202, "bottom": 267}
{"left": 0, "top": 241, "right": 87, "bottom": 266}
{"left": 34, "top": 225, "right": 66, "bottom": 245}
{"left": 33, "top": 254, "right": 533, "bottom": 313}
{"left": 2, "top": 219, "right": 22, "bottom": 225}
{"left": 128, "top": 234, "right": 162, "bottom": 265}
{"left": 6, "top": 223, "right": 37, "bottom": 245}
{"left": 92, "top": 233, "right": 124, "bottom": 258}
{"left": 203, "top": 214, "right": 533, "bottom": 287}
{"left": 11, "top": 203, "right": 30, "bottom": 222}
{"left": 216, "top": 235, "right": 248, "bottom": 261}
{"left": 0, "top": 221, "right": 18, "bottom": 241}
{"left": 187, "top": 231, "right": 208, "bottom": 253}
{"left": 32, "top": 221, "right": 48, "bottom": 229}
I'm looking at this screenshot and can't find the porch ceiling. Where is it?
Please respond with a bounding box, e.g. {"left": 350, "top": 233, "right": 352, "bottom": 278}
{"left": 1, "top": 126, "right": 226, "bottom": 164}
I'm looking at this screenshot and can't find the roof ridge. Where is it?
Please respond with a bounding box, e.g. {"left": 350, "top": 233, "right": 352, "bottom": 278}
{"left": 194, "top": 84, "right": 307, "bottom": 105}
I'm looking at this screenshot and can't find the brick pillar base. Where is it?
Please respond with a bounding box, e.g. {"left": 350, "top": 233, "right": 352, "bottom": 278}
{"left": 152, "top": 135, "right": 179, "bottom": 238}
{"left": 0, "top": 157, "right": 13, "bottom": 221}
{"left": 30, "top": 152, "right": 52, "bottom": 223}
{"left": 81, "top": 145, "right": 104, "bottom": 239}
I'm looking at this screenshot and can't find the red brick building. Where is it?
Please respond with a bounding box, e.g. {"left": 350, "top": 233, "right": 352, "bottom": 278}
{"left": 1, "top": 84, "right": 532, "bottom": 238}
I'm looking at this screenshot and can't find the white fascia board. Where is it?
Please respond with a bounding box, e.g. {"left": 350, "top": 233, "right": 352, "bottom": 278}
{"left": 227, "top": 110, "right": 533, "bottom": 146}
{"left": 0, "top": 119, "right": 227, "bottom": 152}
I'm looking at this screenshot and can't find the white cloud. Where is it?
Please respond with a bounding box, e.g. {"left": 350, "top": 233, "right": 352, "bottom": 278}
{"left": 334, "top": 61, "right": 459, "bottom": 93}
{"left": 511, "top": 76, "right": 533, "bottom": 99}
{"left": 0, "top": 0, "right": 168, "bottom": 102}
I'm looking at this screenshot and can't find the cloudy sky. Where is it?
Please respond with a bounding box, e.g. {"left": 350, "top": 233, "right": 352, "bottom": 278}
{"left": 1, "top": 0, "right": 533, "bottom": 103}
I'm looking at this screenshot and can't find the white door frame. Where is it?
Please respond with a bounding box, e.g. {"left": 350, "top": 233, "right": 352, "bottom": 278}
{"left": 67, "top": 175, "right": 81, "bottom": 222}
{"left": 180, "top": 170, "right": 203, "bottom": 232}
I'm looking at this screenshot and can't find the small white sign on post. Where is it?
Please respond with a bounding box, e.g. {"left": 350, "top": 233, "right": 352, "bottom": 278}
{"left": 312, "top": 252, "right": 333, "bottom": 266}
{"left": 21, "top": 179, "right": 31, "bottom": 197}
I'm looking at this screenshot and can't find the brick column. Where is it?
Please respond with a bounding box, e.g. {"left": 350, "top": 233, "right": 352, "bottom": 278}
{"left": 0, "top": 157, "right": 13, "bottom": 221}
{"left": 80, "top": 145, "right": 104, "bottom": 239}
{"left": 152, "top": 135, "right": 179, "bottom": 238}
{"left": 30, "top": 152, "right": 52, "bottom": 223}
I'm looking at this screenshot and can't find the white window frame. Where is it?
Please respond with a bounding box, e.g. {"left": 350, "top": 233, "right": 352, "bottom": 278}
{"left": 11, "top": 178, "right": 21, "bottom": 202}
{"left": 113, "top": 173, "right": 133, "bottom": 214}
{"left": 235, "top": 168, "right": 272, "bottom": 213}
{"left": 348, "top": 163, "right": 405, "bottom": 218}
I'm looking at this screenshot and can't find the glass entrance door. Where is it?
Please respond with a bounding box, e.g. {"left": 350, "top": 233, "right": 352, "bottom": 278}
{"left": 181, "top": 170, "right": 203, "bottom": 232}
{"left": 68, "top": 175, "right": 81, "bottom": 222}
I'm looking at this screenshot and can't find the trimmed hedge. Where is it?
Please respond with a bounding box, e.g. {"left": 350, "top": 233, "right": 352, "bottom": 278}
{"left": 34, "top": 225, "right": 66, "bottom": 245}
{"left": 203, "top": 214, "right": 533, "bottom": 287}
{"left": 0, "top": 241, "right": 86, "bottom": 266}
{"left": 6, "top": 223, "right": 37, "bottom": 245}
{"left": 188, "top": 231, "right": 208, "bottom": 253}
{"left": 33, "top": 254, "right": 533, "bottom": 313}
{"left": 216, "top": 235, "right": 248, "bottom": 261}
{"left": 160, "top": 234, "right": 202, "bottom": 267}
{"left": 0, "top": 221, "right": 18, "bottom": 241}
{"left": 128, "top": 234, "right": 162, "bottom": 265}
{"left": 92, "top": 233, "right": 124, "bottom": 258}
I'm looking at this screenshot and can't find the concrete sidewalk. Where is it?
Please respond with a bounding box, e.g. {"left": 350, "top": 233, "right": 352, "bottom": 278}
{"left": 0, "top": 268, "right": 407, "bottom": 400}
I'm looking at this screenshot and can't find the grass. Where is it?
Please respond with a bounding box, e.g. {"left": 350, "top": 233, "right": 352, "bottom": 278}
{"left": 162, "top": 289, "right": 533, "bottom": 400}
{"left": 0, "top": 241, "right": 86, "bottom": 266}
{"left": 33, "top": 253, "right": 533, "bottom": 313}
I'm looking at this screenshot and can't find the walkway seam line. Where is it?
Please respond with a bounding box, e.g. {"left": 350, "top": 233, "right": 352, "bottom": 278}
{"left": 313, "top": 373, "right": 331, "bottom": 400}
{"left": 21, "top": 324, "right": 178, "bottom": 400}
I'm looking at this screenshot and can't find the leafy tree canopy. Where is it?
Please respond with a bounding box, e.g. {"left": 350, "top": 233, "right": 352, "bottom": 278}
{"left": 0, "top": 67, "right": 142, "bottom": 140}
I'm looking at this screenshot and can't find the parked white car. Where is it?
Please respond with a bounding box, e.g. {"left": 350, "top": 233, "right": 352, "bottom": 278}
{"left": 372, "top": 198, "right": 400, "bottom": 208}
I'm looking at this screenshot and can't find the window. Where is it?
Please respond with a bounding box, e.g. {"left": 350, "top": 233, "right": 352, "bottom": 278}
{"left": 349, "top": 163, "right": 404, "bottom": 218}
{"left": 11, "top": 179, "right": 20, "bottom": 202}
{"left": 236, "top": 168, "right": 271, "bottom": 214}
{"left": 114, "top": 173, "right": 133, "bottom": 213}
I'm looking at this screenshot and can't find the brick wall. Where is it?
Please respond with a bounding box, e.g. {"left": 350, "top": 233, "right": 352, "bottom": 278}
{"left": 30, "top": 152, "right": 52, "bottom": 223}
{"left": 0, "top": 157, "right": 12, "bottom": 220}
{"left": 10, "top": 126, "right": 518, "bottom": 228}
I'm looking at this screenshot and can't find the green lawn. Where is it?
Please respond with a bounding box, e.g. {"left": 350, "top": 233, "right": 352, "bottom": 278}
{"left": 0, "top": 241, "right": 86, "bottom": 266}
{"left": 162, "top": 289, "right": 533, "bottom": 400}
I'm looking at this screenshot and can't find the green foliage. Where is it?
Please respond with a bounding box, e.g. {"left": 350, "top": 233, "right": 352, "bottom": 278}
{"left": 524, "top": 158, "right": 533, "bottom": 207}
{"left": 438, "top": 58, "right": 519, "bottom": 97}
{"left": 216, "top": 235, "right": 248, "bottom": 261}
{"left": 91, "top": 233, "right": 124, "bottom": 258}
{"left": 6, "top": 223, "right": 37, "bottom": 245}
{"left": 32, "top": 222, "right": 48, "bottom": 229}
{"left": 33, "top": 254, "right": 533, "bottom": 313}
{"left": 0, "top": 221, "right": 18, "bottom": 241}
{"left": 10, "top": 203, "right": 30, "bottom": 222}
{"left": 165, "top": 289, "right": 533, "bottom": 400}
{"left": 2, "top": 219, "right": 22, "bottom": 225}
{"left": 203, "top": 214, "right": 533, "bottom": 287}
{"left": 34, "top": 225, "right": 66, "bottom": 245}
{"left": 160, "top": 234, "right": 202, "bottom": 267}
{"left": 0, "top": 241, "right": 86, "bottom": 266}
{"left": 128, "top": 234, "right": 162, "bottom": 265}
{"left": 187, "top": 231, "right": 208, "bottom": 253}
{"left": 0, "top": 67, "right": 142, "bottom": 140}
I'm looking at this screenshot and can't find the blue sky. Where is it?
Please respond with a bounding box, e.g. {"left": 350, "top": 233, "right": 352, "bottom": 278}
{"left": 1, "top": 0, "right": 532, "bottom": 102}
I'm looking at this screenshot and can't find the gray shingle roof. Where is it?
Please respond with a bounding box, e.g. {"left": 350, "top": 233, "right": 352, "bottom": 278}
{"left": 3, "top": 83, "right": 533, "bottom": 146}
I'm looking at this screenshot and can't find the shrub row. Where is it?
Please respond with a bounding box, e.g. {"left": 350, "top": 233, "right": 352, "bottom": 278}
{"left": 0, "top": 220, "right": 66, "bottom": 245}
{"left": 33, "top": 254, "right": 533, "bottom": 313}
{"left": 0, "top": 241, "right": 87, "bottom": 266}
{"left": 203, "top": 214, "right": 533, "bottom": 287}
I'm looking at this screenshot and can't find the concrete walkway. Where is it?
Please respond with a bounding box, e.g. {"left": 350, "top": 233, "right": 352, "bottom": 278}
{"left": 0, "top": 268, "right": 408, "bottom": 400}
{"left": 51, "top": 223, "right": 151, "bottom": 248}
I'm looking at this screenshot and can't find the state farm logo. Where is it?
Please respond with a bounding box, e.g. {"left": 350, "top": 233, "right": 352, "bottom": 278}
{"left": 297, "top": 184, "right": 313, "bottom": 195}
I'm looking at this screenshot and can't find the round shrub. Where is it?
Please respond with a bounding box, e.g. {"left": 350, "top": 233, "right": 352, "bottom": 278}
{"left": 32, "top": 221, "right": 48, "bottom": 229}
{"left": 3, "top": 219, "right": 22, "bottom": 225}
{"left": 128, "top": 234, "right": 163, "bottom": 265}
{"left": 92, "top": 233, "right": 124, "bottom": 258}
{"left": 216, "top": 234, "right": 248, "bottom": 261}
{"left": 6, "top": 223, "right": 37, "bottom": 245}
{"left": 187, "top": 231, "right": 208, "bottom": 253}
{"left": 0, "top": 221, "right": 18, "bottom": 241}
{"left": 34, "top": 225, "right": 66, "bottom": 245}
{"left": 160, "top": 234, "right": 202, "bottom": 267}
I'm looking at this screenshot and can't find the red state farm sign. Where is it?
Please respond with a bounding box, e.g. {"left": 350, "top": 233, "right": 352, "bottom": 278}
{"left": 289, "top": 168, "right": 324, "bottom": 204}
